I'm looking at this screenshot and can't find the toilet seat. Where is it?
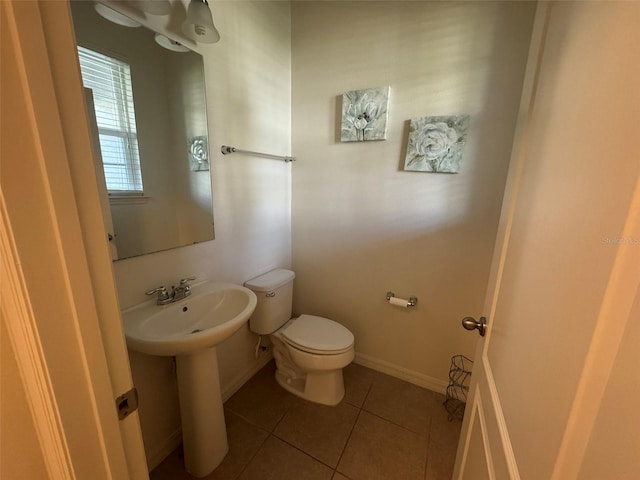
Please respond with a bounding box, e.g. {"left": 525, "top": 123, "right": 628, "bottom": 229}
{"left": 281, "top": 314, "right": 354, "bottom": 355}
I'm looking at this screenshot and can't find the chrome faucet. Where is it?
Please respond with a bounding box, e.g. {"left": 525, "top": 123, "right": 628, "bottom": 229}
{"left": 145, "top": 277, "right": 196, "bottom": 305}
{"left": 145, "top": 286, "right": 172, "bottom": 305}
{"left": 173, "top": 277, "right": 195, "bottom": 301}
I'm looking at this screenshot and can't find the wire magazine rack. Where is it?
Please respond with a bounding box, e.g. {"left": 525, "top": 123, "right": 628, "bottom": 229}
{"left": 443, "top": 355, "right": 474, "bottom": 421}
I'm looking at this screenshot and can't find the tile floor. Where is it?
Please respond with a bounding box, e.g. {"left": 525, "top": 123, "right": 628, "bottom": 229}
{"left": 150, "top": 361, "right": 462, "bottom": 480}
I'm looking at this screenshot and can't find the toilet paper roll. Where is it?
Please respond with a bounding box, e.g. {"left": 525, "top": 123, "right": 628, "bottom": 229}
{"left": 388, "top": 296, "right": 409, "bottom": 308}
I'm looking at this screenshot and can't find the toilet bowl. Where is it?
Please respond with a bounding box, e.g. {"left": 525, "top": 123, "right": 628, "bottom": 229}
{"left": 272, "top": 315, "right": 354, "bottom": 405}
{"left": 244, "top": 270, "right": 355, "bottom": 405}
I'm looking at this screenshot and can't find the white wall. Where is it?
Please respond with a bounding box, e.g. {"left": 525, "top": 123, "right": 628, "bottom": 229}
{"left": 166, "top": 52, "right": 215, "bottom": 245}
{"left": 291, "top": 1, "right": 535, "bottom": 388}
{"left": 106, "top": 0, "right": 292, "bottom": 466}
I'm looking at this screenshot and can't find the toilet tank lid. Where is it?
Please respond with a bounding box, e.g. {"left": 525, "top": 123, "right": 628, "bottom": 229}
{"left": 244, "top": 268, "right": 295, "bottom": 292}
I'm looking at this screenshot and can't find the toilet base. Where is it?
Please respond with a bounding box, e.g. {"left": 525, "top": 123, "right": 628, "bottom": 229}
{"left": 275, "top": 369, "right": 345, "bottom": 406}
{"left": 269, "top": 320, "right": 353, "bottom": 406}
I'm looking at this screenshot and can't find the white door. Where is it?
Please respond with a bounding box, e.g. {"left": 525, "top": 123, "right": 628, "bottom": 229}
{"left": 454, "top": 2, "right": 640, "bottom": 479}
{"left": 84, "top": 87, "right": 119, "bottom": 260}
{"left": 38, "top": 1, "right": 151, "bottom": 477}
{"left": 2, "top": 1, "right": 149, "bottom": 478}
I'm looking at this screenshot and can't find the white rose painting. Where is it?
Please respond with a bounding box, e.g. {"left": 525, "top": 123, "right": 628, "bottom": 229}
{"left": 341, "top": 86, "right": 390, "bottom": 142}
{"left": 188, "top": 136, "right": 209, "bottom": 171}
{"left": 404, "top": 115, "right": 470, "bottom": 173}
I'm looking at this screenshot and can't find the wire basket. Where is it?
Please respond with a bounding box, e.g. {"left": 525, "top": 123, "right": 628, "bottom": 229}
{"left": 443, "top": 355, "right": 474, "bottom": 421}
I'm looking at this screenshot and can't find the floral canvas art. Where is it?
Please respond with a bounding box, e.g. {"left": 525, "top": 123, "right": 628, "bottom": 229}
{"left": 404, "top": 115, "right": 470, "bottom": 173}
{"left": 341, "top": 86, "right": 390, "bottom": 142}
{"left": 188, "top": 136, "right": 209, "bottom": 171}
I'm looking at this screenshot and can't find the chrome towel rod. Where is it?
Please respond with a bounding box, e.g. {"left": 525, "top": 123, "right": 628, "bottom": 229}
{"left": 220, "top": 145, "right": 296, "bottom": 163}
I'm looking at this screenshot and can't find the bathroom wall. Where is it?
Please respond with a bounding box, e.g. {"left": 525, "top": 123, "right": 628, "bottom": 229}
{"left": 107, "top": 1, "right": 292, "bottom": 467}
{"left": 96, "top": 0, "right": 532, "bottom": 468}
{"left": 165, "top": 52, "right": 214, "bottom": 245}
{"left": 291, "top": 1, "right": 536, "bottom": 389}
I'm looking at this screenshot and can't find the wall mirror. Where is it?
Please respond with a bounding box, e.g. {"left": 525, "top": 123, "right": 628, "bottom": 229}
{"left": 70, "top": 0, "right": 215, "bottom": 260}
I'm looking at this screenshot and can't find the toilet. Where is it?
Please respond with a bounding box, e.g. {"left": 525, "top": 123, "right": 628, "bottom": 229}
{"left": 244, "top": 269, "right": 354, "bottom": 406}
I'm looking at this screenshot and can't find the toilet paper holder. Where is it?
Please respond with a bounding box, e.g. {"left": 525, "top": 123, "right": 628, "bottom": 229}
{"left": 386, "top": 291, "right": 418, "bottom": 307}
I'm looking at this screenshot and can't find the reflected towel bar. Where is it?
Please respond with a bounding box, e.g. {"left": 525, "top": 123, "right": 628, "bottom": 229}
{"left": 220, "top": 145, "right": 296, "bottom": 163}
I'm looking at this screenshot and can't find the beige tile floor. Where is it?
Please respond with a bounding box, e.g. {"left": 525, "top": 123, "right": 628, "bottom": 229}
{"left": 150, "top": 361, "right": 462, "bottom": 480}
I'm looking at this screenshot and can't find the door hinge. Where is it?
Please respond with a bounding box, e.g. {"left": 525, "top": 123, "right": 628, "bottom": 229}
{"left": 115, "top": 387, "right": 138, "bottom": 420}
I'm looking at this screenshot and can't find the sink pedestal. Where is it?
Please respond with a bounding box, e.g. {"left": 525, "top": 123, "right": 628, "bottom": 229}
{"left": 175, "top": 347, "right": 228, "bottom": 477}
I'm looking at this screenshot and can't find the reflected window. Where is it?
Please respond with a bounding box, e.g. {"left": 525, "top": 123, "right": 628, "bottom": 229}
{"left": 77, "top": 46, "right": 143, "bottom": 193}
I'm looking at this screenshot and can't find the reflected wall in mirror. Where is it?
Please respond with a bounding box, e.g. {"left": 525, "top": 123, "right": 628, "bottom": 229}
{"left": 70, "top": 0, "right": 215, "bottom": 260}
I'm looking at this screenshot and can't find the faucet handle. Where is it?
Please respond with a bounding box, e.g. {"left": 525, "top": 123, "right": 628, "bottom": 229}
{"left": 146, "top": 286, "right": 170, "bottom": 299}
{"left": 179, "top": 277, "right": 196, "bottom": 286}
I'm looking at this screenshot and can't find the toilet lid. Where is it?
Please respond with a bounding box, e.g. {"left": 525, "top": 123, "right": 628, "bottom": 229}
{"left": 282, "top": 315, "right": 354, "bottom": 354}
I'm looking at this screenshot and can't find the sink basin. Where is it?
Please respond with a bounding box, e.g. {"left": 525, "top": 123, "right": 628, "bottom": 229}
{"left": 122, "top": 282, "right": 257, "bottom": 356}
{"left": 121, "top": 281, "right": 257, "bottom": 477}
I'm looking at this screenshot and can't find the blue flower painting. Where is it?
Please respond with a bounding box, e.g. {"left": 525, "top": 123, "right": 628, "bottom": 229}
{"left": 341, "top": 86, "right": 390, "bottom": 142}
{"left": 404, "top": 115, "right": 470, "bottom": 173}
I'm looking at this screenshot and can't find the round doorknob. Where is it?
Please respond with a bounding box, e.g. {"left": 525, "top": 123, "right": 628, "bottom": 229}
{"left": 462, "top": 316, "right": 487, "bottom": 337}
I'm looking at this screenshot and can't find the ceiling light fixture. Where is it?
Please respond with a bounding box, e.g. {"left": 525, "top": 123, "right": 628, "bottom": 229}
{"left": 94, "top": 2, "right": 141, "bottom": 27}
{"left": 154, "top": 33, "right": 190, "bottom": 52}
{"left": 182, "top": 0, "right": 220, "bottom": 44}
{"left": 135, "top": 0, "right": 172, "bottom": 16}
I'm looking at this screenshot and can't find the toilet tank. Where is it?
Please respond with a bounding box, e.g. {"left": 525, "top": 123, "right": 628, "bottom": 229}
{"left": 244, "top": 269, "right": 295, "bottom": 335}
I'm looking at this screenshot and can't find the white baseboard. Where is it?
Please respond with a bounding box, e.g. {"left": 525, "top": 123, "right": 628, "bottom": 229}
{"left": 221, "top": 352, "right": 273, "bottom": 402}
{"left": 147, "top": 427, "right": 182, "bottom": 471}
{"left": 354, "top": 352, "right": 448, "bottom": 395}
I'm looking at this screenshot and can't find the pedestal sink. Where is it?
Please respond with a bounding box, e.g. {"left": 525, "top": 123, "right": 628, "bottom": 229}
{"left": 122, "top": 282, "right": 257, "bottom": 477}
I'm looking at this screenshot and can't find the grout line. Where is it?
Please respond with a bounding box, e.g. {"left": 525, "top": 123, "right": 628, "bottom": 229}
{"left": 333, "top": 369, "right": 376, "bottom": 476}
{"left": 273, "top": 433, "right": 339, "bottom": 471}
{"left": 362, "top": 409, "right": 431, "bottom": 440}
{"left": 423, "top": 416, "right": 433, "bottom": 480}
{"left": 233, "top": 431, "right": 271, "bottom": 480}
{"left": 224, "top": 407, "right": 272, "bottom": 435}
{"left": 333, "top": 401, "right": 367, "bottom": 474}
{"left": 272, "top": 398, "right": 296, "bottom": 432}
{"left": 359, "top": 371, "right": 442, "bottom": 441}
{"left": 334, "top": 407, "right": 362, "bottom": 476}
{"left": 272, "top": 412, "right": 287, "bottom": 433}
{"left": 361, "top": 372, "right": 375, "bottom": 406}
{"left": 333, "top": 469, "right": 355, "bottom": 480}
